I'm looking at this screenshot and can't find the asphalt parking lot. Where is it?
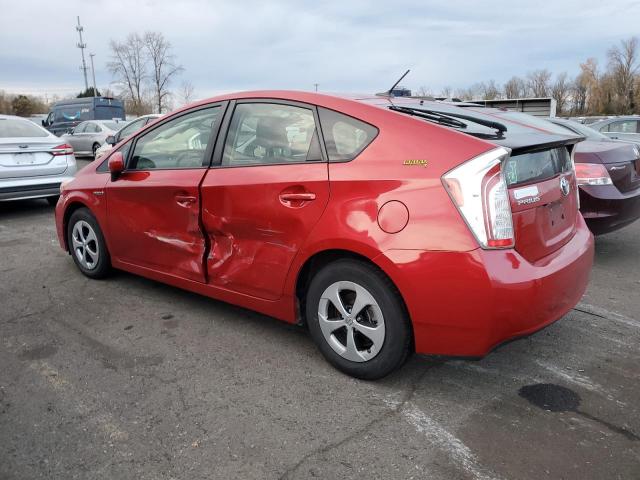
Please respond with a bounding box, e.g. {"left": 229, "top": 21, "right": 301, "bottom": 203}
{"left": 1, "top": 160, "right": 639, "bottom": 480}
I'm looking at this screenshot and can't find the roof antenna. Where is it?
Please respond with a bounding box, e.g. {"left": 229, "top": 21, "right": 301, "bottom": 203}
{"left": 387, "top": 69, "right": 410, "bottom": 96}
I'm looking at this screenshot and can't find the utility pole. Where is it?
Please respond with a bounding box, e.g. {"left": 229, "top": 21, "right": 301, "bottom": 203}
{"left": 76, "top": 16, "right": 89, "bottom": 91}
{"left": 89, "top": 53, "right": 98, "bottom": 97}
{"left": 314, "top": 83, "right": 319, "bottom": 92}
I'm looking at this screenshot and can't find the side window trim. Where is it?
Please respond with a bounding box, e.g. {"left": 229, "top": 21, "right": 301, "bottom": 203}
{"left": 210, "top": 98, "right": 328, "bottom": 168}
{"left": 125, "top": 101, "right": 228, "bottom": 171}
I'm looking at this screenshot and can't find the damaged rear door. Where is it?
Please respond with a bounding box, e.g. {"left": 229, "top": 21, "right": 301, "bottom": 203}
{"left": 200, "top": 100, "right": 329, "bottom": 300}
{"left": 106, "top": 105, "right": 225, "bottom": 282}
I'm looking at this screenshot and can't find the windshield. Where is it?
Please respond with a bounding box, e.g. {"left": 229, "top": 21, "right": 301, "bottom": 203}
{"left": 0, "top": 118, "right": 49, "bottom": 138}
{"left": 552, "top": 120, "right": 609, "bottom": 141}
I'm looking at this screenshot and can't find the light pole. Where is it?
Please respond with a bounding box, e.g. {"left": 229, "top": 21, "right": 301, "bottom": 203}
{"left": 89, "top": 53, "right": 98, "bottom": 97}
{"left": 76, "top": 16, "right": 89, "bottom": 91}
{"left": 314, "top": 83, "right": 319, "bottom": 92}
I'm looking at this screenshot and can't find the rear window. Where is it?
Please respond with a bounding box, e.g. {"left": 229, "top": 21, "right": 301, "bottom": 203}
{"left": 101, "top": 121, "right": 122, "bottom": 131}
{"left": 0, "top": 118, "right": 49, "bottom": 138}
{"left": 504, "top": 147, "right": 571, "bottom": 187}
{"left": 318, "top": 108, "right": 378, "bottom": 161}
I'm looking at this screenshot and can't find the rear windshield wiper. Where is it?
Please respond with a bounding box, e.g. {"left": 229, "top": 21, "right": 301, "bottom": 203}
{"left": 389, "top": 106, "right": 468, "bottom": 129}
{"left": 390, "top": 105, "right": 508, "bottom": 136}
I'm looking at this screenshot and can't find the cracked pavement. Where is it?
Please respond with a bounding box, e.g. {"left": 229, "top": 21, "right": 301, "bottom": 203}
{"left": 1, "top": 161, "right": 639, "bottom": 479}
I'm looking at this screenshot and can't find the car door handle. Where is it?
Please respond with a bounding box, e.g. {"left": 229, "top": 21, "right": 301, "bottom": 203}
{"left": 175, "top": 194, "right": 197, "bottom": 206}
{"left": 279, "top": 192, "right": 316, "bottom": 202}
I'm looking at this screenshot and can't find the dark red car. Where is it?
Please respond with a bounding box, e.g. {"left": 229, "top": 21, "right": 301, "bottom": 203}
{"left": 549, "top": 118, "right": 640, "bottom": 234}
{"left": 55, "top": 91, "right": 594, "bottom": 379}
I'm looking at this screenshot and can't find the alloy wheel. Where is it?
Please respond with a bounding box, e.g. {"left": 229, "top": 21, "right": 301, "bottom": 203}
{"left": 71, "top": 220, "right": 99, "bottom": 270}
{"left": 317, "top": 281, "right": 386, "bottom": 362}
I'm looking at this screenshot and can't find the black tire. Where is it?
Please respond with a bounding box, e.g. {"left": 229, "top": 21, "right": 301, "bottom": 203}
{"left": 306, "top": 259, "right": 412, "bottom": 380}
{"left": 46, "top": 196, "right": 59, "bottom": 206}
{"left": 92, "top": 143, "right": 100, "bottom": 158}
{"left": 66, "top": 208, "right": 111, "bottom": 279}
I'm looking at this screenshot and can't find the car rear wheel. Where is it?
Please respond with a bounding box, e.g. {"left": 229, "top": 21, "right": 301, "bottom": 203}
{"left": 67, "top": 208, "right": 111, "bottom": 279}
{"left": 306, "top": 259, "right": 411, "bottom": 379}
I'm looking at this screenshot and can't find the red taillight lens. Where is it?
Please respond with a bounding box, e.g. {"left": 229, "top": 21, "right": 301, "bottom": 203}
{"left": 575, "top": 163, "right": 612, "bottom": 186}
{"left": 442, "top": 147, "right": 514, "bottom": 249}
{"left": 51, "top": 144, "right": 74, "bottom": 156}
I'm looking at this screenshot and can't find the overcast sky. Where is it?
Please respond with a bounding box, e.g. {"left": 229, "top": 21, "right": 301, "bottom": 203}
{"left": 1, "top": 0, "right": 639, "bottom": 100}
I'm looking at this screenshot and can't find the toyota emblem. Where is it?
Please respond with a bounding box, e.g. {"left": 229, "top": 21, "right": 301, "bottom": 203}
{"left": 560, "top": 177, "right": 570, "bottom": 197}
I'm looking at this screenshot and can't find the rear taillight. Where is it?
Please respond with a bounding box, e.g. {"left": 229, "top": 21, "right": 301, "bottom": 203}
{"left": 575, "top": 163, "right": 612, "bottom": 186}
{"left": 51, "top": 144, "right": 74, "bottom": 156}
{"left": 443, "top": 147, "right": 514, "bottom": 249}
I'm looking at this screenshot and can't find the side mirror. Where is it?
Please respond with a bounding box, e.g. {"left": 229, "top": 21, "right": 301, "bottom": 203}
{"left": 108, "top": 152, "right": 125, "bottom": 181}
{"left": 106, "top": 135, "right": 116, "bottom": 145}
{"left": 41, "top": 120, "right": 46, "bottom": 126}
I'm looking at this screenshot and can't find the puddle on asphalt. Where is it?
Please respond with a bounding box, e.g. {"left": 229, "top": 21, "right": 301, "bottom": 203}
{"left": 519, "top": 383, "right": 638, "bottom": 441}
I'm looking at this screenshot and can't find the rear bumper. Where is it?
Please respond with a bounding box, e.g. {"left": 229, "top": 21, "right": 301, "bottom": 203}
{"left": 0, "top": 174, "right": 75, "bottom": 201}
{"left": 376, "top": 215, "right": 594, "bottom": 357}
{"left": 579, "top": 184, "right": 640, "bottom": 234}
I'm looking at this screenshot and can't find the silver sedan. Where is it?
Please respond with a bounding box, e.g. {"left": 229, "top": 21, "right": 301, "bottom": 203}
{"left": 0, "top": 115, "right": 77, "bottom": 204}
{"left": 61, "top": 120, "right": 128, "bottom": 158}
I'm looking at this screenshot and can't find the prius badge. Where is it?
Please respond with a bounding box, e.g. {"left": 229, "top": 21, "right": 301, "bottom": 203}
{"left": 560, "top": 177, "right": 570, "bottom": 197}
{"left": 403, "top": 159, "right": 429, "bottom": 167}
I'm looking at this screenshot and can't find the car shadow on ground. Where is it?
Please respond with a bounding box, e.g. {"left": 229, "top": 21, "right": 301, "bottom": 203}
{"left": 0, "top": 198, "right": 56, "bottom": 220}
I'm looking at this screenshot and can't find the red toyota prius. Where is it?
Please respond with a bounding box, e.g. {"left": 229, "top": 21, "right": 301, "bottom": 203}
{"left": 55, "top": 91, "right": 594, "bottom": 379}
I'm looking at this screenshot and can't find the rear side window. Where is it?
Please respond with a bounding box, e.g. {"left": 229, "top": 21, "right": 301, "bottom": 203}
{"left": 318, "top": 108, "right": 378, "bottom": 161}
{"left": 504, "top": 147, "right": 572, "bottom": 187}
{"left": 222, "top": 103, "right": 322, "bottom": 166}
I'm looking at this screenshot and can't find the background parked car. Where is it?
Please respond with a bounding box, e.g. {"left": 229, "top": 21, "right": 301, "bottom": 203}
{"left": 548, "top": 117, "right": 640, "bottom": 234}
{"left": 61, "top": 120, "right": 127, "bottom": 158}
{"left": 41, "top": 97, "right": 126, "bottom": 137}
{"left": 95, "top": 114, "right": 162, "bottom": 160}
{"left": 435, "top": 103, "right": 640, "bottom": 235}
{"left": 0, "top": 114, "right": 76, "bottom": 204}
{"left": 589, "top": 116, "right": 640, "bottom": 144}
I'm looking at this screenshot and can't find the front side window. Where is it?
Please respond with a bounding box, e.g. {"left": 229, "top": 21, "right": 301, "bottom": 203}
{"left": 318, "top": 108, "right": 378, "bottom": 162}
{"left": 97, "top": 142, "right": 132, "bottom": 173}
{"left": 129, "top": 107, "right": 220, "bottom": 170}
{"left": 118, "top": 118, "right": 145, "bottom": 140}
{"left": 85, "top": 123, "right": 100, "bottom": 133}
{"left": 222, "top": 103, "right": 322, "bottom": 166}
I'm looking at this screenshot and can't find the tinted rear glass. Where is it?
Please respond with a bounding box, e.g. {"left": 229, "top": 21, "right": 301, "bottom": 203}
{"left": 504, "top": 147, "right": 571, "bottom": 187}
{"left": 95, "top": 105, "right": 125, "bottom": 120}
{"left": 0, "top": 118, "right": 49, "bottom": 138}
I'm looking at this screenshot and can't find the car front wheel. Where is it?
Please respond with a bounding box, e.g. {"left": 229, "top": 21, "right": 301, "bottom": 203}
{"left": 306, "top": 259, "right": 411, "bottom": 380}
{"left": 67, "top": 208, "right": 111, "bottom": 278}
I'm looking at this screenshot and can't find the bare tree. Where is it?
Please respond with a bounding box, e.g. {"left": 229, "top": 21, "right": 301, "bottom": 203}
{"left": 415, "top": 85, "right": 433, "bottom": 97}
{"left": 570, "top": 73, "right": 589, "bottom": 115}
{"left": 177, "top": 80, "right": 196, "bottom": 106}
{"left": 440, "top": 85, "right": 453, "bottom": 98}
{"left": 503, "top": 76, "right": 527, "bottom": 99}
{"left": 551, "top": 72, "right": 571, "bottom": 114}
{"left": 607, "top": 37, "right": 639, "bottom": 113}
{"left": 108, "top": 33, "right": 148, "bottom": 114}
{"left": 527, "top": 69, "right": 552, "bottom": 97}
{"left": 144, "top": 32, "right": 183, "bottom": 113}
{"left": 481, "top": 80, "right": 501, "bottom": 100}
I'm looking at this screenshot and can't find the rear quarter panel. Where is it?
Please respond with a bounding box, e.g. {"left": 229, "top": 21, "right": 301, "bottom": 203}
{"left": 283, "top": 105, "right": 498, "bottom": 295}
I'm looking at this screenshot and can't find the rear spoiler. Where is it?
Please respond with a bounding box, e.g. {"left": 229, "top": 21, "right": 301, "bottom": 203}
{"left": 493, "top": 133, "right": 585, "bottom": 156}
